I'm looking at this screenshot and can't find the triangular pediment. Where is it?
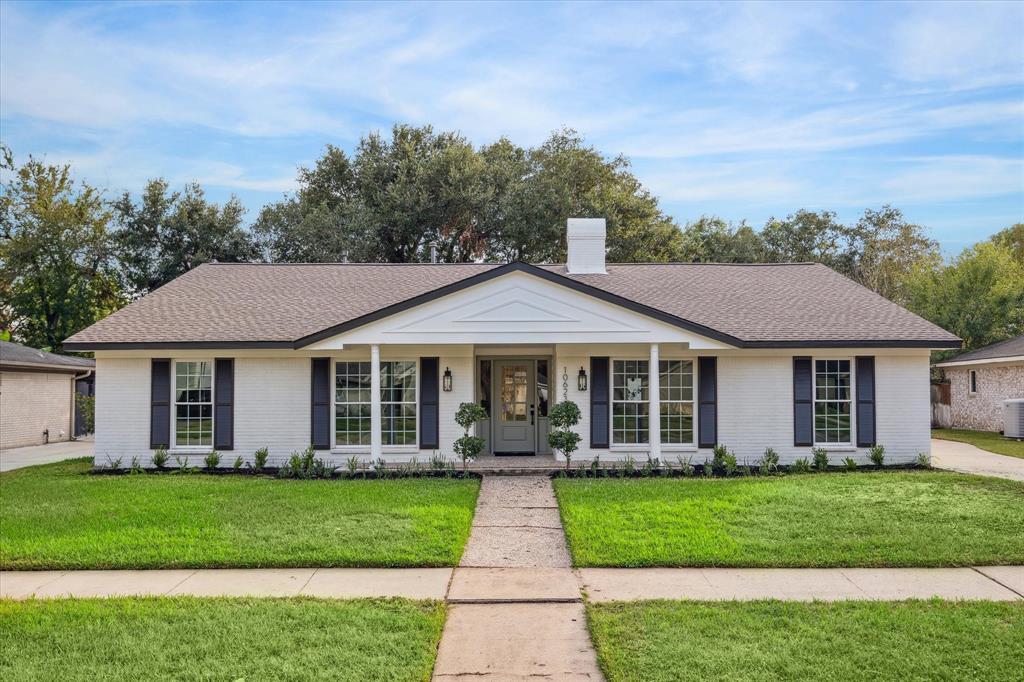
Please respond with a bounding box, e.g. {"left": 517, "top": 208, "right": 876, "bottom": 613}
{"left": 305, "top": 269, "right": 735, "bottom": 349}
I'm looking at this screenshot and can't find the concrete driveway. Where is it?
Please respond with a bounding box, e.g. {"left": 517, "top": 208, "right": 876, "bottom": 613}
{"left": 931, "top": 438, "right": 1024, "bottom": 482}
{"left": 0, "top": 438, "right": 94, "bottom": 472}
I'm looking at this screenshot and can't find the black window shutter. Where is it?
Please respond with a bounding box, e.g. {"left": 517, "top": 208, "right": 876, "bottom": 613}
{"left": 698, "top": 357, "right": 718, "bottom": 448}
{"left": 856, "top": 356, "right": 876, "bottom": 447}
{"left": 590, "top": 357, "right": 610, "bottom": 448}
{"left": 150, "top": 359, "right": 171, "bottom": 449}
{"left": 311, "top": 358, "right": 331, "bottom": 450}
{"left": 793, "top": 357, "right": 813, "bottom": 446}
{"left": 214, "top": 358, "right": 234, "bottom": 450}
{"left": 420, "top": 358, "right": 440, "bottom": 450}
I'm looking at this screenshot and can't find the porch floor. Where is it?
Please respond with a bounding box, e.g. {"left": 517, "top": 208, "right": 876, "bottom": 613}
{"left": 467, "top": 454, "right": 561, "bottom": 474}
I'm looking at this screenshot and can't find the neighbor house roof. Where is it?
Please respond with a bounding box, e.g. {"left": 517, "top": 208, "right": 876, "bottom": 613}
{"left": 934, "top": 334, "right": 1024, "bottom": 367}
{"left": 0, "top": 340, "right": 96, "bottom": 372}
{"left": 63, "top": 261, "right": 961, "bottom": 350}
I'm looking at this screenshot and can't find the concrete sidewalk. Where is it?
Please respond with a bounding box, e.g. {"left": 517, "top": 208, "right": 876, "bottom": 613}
{"left": 931, "top": 438, "right": 1024, "bottom": 481}
{"left": 0, "top": 438, "right": 93, "bottom": 472}
{"left": 4, "top": 565, "right": 1022, "bottom": 602}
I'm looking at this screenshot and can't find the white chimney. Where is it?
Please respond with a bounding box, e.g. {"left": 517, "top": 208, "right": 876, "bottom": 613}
{"left": 566, "top": 218, "right": 606, "bottom": 274}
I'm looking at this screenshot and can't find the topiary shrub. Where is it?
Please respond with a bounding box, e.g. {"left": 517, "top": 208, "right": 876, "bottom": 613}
{"left": 548, "top": 400, "right": 582, "bottom": 471}
{"left": 454, "top": 402, "right": 488, "bottom": 471}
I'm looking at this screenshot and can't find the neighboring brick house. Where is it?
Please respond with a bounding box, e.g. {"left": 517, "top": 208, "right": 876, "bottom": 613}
{"left": 0, "top": 340, "right": 95, "bottom": 450}
{"left": 935, "top": 335, "right": 1024, "bottom": 433}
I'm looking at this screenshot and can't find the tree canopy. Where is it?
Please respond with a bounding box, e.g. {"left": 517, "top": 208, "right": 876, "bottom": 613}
{"left": 253, "top": 125, "right": 684, "bottom": 264}
{"left": 0, "top": 147, "right": 124, "bottom": 351}
{"left": 113, "top": 179, "right": 257, "bottom": 296}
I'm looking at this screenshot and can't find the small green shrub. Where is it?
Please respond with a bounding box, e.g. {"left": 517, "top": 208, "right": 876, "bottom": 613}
{"left": 702, "top": 458, "right": 714, "bottom": 477}
{"left": 623, "top": 455, "right": 636, "bottom": 475}
{"left": 75, "top": 393, "right": 95, "bottom": 434}
{"left": 175, "top": 455, "right": 190, "bottom": 473}
{"left": 869, "top": 444, "right": 886, "bottom": 467}
{"left": 204, "top": 451, "right": 221, "bottom": 470}
{"left": 723, "top": 452, "right": 738, "bottom": 476}
{"left": 676, "top": 455, "right": 694, "bottom": 476}
{"left": 844, "top": 456, "right": 858, "bottom": 471}
{"left": 152, "top": 447, "right": 169, "bottom": 469}
{"left": 104, "top": 455, "right": 123, "bottom": 470}
{"left": 590, "top": 456, "right": 601, "bottom": 477}
{"left": 812, "top": 447, "right": 829, "bottom": 471}
{"left": 346, "top": 456, "right": 361, "bottom": 477}
{"left": 232, "top": 455, "right": 244, "bottom": 471}
{"left": 253, "top": 447, "right": 269, "bottom": 473}
{"left": 129, "top": 456, "right": 144, "bottom": 475}
{"left": 373, "top": 457, "right": 390, "bottom": 479}
{"left": 916, "top": 452, "right": 932, "bottom": 468}
{"left": 711, "top": 444, "right": 729, "bottom": 469}
{"left": 759, "top": 447, "right": 779, "bottom": 474}
{"left": 790, "top": 457, "right": 812, "bottom": 474}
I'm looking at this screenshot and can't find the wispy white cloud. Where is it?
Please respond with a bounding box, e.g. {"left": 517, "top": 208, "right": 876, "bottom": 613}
{"left": 0, "top": 0, "right": 1020, "bottom": 245}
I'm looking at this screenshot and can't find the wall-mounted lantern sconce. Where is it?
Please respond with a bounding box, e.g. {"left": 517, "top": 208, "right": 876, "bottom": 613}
{"left": 577, "top": 366, "right": 588, "bottom": 392}
{"left": 442, "top": 367, "right": 453, "bottom": 392}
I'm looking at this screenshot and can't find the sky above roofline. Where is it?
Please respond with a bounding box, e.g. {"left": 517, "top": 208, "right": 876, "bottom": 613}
{"left": 1, "top": 0, "right": 1021, "bottom": 255}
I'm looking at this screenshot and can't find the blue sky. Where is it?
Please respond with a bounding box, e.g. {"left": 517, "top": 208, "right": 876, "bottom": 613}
{"left": 1, "top": 1, "right": 1022, "bottom": 254}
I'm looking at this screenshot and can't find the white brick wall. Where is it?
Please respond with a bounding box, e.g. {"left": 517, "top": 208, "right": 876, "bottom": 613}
{"left": 0, "top": 370, "right": 74, "bottom": 449}
{"left": 946, "top": 365, "right": 1024, "bottom": 432}
{"left": 93, "top": 358, "right": 149, "bottom": 464}
{"left": 92, "top": 349, "right": 932, "bottom": 468}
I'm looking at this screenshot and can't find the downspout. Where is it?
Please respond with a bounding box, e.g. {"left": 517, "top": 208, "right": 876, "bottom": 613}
{"left": 70, "top": 369, "right": 94, "bottom": 440}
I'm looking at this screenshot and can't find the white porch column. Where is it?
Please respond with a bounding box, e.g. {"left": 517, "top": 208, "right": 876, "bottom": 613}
{"left": 370, "top": 344, "right": 382, "bottom": 459}
{"left": 649, "top": 343, "right": 661, "bottom": 460}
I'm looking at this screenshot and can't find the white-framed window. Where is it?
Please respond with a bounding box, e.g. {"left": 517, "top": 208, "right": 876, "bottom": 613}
{"left": 381, "top": 360, "right": 417, "bottom": 446}
{"left": 659, "top": 360, "right": 694, "bottom": 444}
{"left": 814, "top": 359, "right": 852, "bottom": 444}
{"left": 335, "top": 361, "right": 371, "bottom": 446}
{"left": 612, "top": 360, "right": 649, "bottom": 444}
{"left": 334, "top": 360, "right": 417, "bottom": 447}
{"left": 174, "top": 360, "right": 213, "bottom": 447}
{"left": 969, "top": 370, "right": 978, "bottom": 394}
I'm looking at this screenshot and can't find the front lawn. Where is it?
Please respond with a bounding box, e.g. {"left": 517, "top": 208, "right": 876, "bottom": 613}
{"left": 0, "top": 459, "right": 478, "bottom": 569}
{"left": 0, "top": 597, "right": 444, "bottom": 681}
{"left": 587, "top": 600, "right": 1024, "bottom": 682}
{"left": 554, "top": 472, "right": 1024, "bottom": 567}
{"left": 933, "top": 428, "right": 1024, "bottom": 459}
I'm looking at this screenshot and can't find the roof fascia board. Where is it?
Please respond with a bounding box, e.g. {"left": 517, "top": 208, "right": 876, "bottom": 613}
{"left": 935, "top": 355, "right": 1024, "bottom": 368}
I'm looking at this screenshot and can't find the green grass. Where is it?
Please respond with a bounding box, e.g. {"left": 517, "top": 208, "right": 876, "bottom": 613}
{"left": 587, "top": 600, "right": 1024, "bottom": 682}
{"left": 933, "top": 428, "right": 1024, "bottom": 459}
{"left": 0, "top": 597, "right": 444, "bottom": 681}
{"left": 554, "top": 472, "right": 1024, "bottom": 567}
{"left": 0, "top": 459, "right": 478, "bottom": 569}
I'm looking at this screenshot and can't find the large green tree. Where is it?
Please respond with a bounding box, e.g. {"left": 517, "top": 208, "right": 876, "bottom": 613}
{"left": 253, "top": 125, "right": 683, "bottom": 264}
{"left": 678, "top": 216, "right": 764, "bottom": 263}
{"left": 991, "top": 223, "right": 1024, "bottom": 262}
{"left": 904, "top": 239, "right": 1024, "bottom": 352}
{"left": 113, "top": 179, "right": 256, "bottom": 295}
{"left": 0, "top": 147, "right": 124, "bottom": 351}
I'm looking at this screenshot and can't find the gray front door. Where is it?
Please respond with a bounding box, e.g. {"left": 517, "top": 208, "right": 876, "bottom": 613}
{"left": 492, "top": 360, "right": 536, "bottom": 454}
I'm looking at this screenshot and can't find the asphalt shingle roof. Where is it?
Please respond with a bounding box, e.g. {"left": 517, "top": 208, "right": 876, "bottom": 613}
{"left": 936, "top": 334, "right": 1024, "bottom": 364}
{"left": 0, "top": 340, "right": 96, "bottom": 369}
{"left": 63, "top": 262, "right": 960, "bottom": 349}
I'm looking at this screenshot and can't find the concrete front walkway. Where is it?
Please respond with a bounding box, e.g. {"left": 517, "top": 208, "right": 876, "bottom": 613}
{"left": 932, "top": 437, "right": 1024, "bottom": 481}
{"left": 434, "top": 475, "right": 603, "bottom": 680}
{"left": 0, "top": 437, "right": 93, "bottom": 472}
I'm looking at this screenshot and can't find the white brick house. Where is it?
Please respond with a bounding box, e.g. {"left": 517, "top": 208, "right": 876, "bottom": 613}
{"left": 65, "top": 219, "right": 960, "bottom": 468}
